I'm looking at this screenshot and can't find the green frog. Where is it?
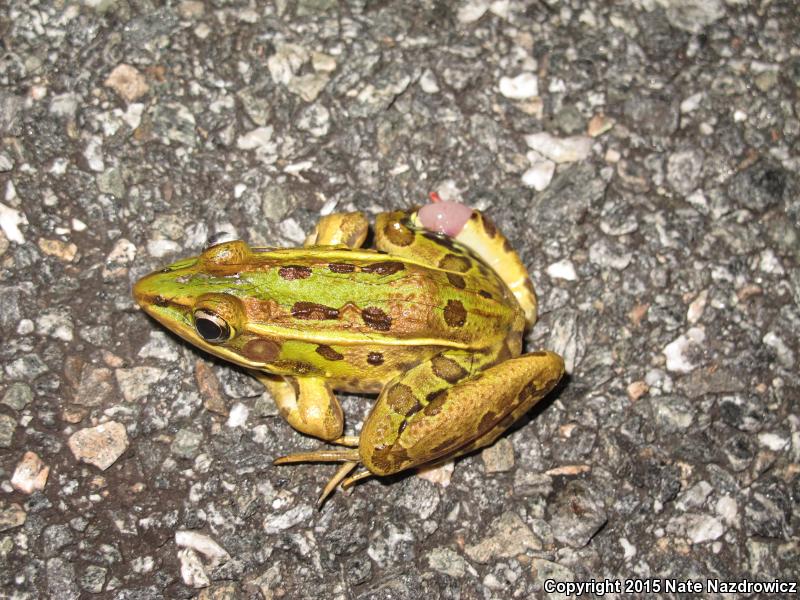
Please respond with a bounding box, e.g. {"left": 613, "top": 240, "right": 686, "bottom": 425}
{"left": 133, "top": 200, "right": 564, "bottom": 504}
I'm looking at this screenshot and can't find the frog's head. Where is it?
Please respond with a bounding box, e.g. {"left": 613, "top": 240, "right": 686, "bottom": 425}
{"left": 133, "top": 240, "right": 280, "bottom": 368}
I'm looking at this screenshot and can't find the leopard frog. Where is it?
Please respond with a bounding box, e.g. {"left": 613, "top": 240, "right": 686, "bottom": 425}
{"left": 133, "top": 201, "right": 564, "bottom": 504}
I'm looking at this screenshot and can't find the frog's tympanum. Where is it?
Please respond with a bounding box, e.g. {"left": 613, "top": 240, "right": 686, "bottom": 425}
{"left": 133, "top": 200, "right": 565, "bottom": 505}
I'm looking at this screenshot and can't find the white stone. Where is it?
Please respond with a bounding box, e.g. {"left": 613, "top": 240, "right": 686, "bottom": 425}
{"left": 762, "top": 332, "right": 795, "bottom": 368}
{"left": 499, "top": 73, "right": 539, "bottom": 99}
{"left": 680, "top": 92, "right": 703, "bottom": 113}
{"left": 236, "top": 126, "right": 274, "bottom": 151}
{"left": 663, "top": 327, "right": 705, "bottom": 373}
{"left": 758, "top": 432, "right": 788, "bottom": 451}
{"left": 687, "top": 514, "right": 724, "bottom": 544}
{"left": 715, "top": 496, "right": 738, "bottom": 526}
{"left": 457, "top": 0, "right": 490, "bottom": 23}
{"left": 0, "top": 202, "right": 26, "bottom": 244}
{"left": 264, "top": 504, "right": 313, "bottom": 534}
{"left": 619, "top": 537, "right": 636, "bottom": 559}
{"left": 227, "top": 403, "right": 249, "bottom": 428}
{"left": 687, "top": 289, "right": 708, "bottom": 324}
{"left": 84, "top": 137, "right": 105, "bottom": 172}
{"left": 759, "top": 249, "right": 784, "bottom": 275}
{"left": 547, "top": 259, "right": 577, "bottom": 281}
{"left": 175, "top": 530, "right": 230, "bottom": 566}
{"left": 178, "top": 548, "right": 210, "bottom": 588}
{"left": 521, "top": 158, "right": 555, "bottom": 190}
{"left": 524, "top": 132, "right": 592, "bottom": 163}
{"left": 419, "top": 69, "right": 440, "bottom": 94}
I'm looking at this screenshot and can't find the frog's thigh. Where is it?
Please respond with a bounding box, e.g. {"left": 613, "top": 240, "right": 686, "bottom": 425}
{"left": 254, "top": 373, "right": 344, "bottom": 441}
{"left": 359, "top": 351, "right": 564, "bottom": 476}
{"left": 304, "top": 212, "right": 368, "bottom": 248}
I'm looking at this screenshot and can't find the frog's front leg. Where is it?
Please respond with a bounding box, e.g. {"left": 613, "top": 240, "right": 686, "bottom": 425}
{"left": 253, "top": 373, "right": 344, "bottom": 441}
{"left": 304, "top": 212, "right": 368, "bottom": 248}
{"left": 359, "top": 350, "right": 564, "bottom": 476}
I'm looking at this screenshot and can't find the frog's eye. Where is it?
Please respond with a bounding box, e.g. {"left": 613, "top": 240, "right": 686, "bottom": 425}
{"left": 193, "top": 310, "right": 231, "bottom": 344}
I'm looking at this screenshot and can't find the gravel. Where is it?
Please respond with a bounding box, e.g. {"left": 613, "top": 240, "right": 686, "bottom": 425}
{"left": 0, "top": 0, "right": 798, "bottom": 597}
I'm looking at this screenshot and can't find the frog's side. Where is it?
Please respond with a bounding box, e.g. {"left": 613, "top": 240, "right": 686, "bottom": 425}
{"left": 134, "top": 205, "right": 564, "bottom": 504}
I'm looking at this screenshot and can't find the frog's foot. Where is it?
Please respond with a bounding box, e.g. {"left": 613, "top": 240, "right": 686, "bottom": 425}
{"left": 272, "top": 448, "right": 369, "bottom": 508}
{"left": 304, "top": 212, "right": 368, "bottom": 248}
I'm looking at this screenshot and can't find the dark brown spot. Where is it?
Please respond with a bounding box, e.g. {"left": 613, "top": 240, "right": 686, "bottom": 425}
{"left": 386, "top": 384, "right": 416, "bottom": 414}
{"left": 438, "top": 253, "right": 472, "bottom": 273}
{"left": 481, "top": 214, "right": 497, "bottom": 238}
{"left": 423, "top": 391, "right": 448, "bottom": 417}
{"left": 384, "top": 221, "right": 414, "bottom": 246}
{"left": 469, "top": 212, "right": 479, "bottom": 221}
{"left": 329, "top": 262, "right": 356, "bottom": 273}
{"left": 291, "top": 302, "right": 339, "bottom": 320}
{"left": 370, "top": 445, "right": 410, "bottom": 474}
{"left": 529, "top": 350, "right": 549, "bottom": 357}
{"left": 154, "top": 295, "right": 168, "bottom": 307}
{"left": 426, "top": 390, "right": 443, "bottom": 403}
{"left": 431, "top": 355, "right": 468, "bottom": 383}
{"left": 443, "top": 299, "right": 467, "bottom": 328}
{"left": 446, "top": 273, "right": 466, "bottom": 289}
{"left": 405, "top": 401, "right": 422, "bottom": 419}
{"left": 519, "top": 380, "right": 539, "bottom": 401}
{"left": 477, "top": 411, "right": 500, "bottom": 434}
{"left": 367, "top": 352, "right": 384, "bottom": 366}
{"left": 315, "top": 345, "right": 344, "bottom": 361}
{"left": 478, "top": 289, "right": 493, "bottom": 299}
{"left": 279, "top": 265, "right": 312, "bottom": 280}
{"left": 362, "top": 261, "right": 405, "bottom": 275}
{"left": 502, "top": 238, "right": 513, "bottom": 253}
{"left": 361, "top": 306, "right": 392, "bottom": 331}
{"left": 242, "top": 339, "right": 281, "bottom": 362}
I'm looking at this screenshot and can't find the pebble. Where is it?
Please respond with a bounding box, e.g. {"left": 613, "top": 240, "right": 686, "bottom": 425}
{"left": 102, "top": 238, "right": 137, "bottom": 279}
{"left": 663, "top": 327, "right": 706, "bottom": 373}
{"left": 0, "top": 501, "right": 26, "bottom": 532}
{"left": 548, "top": 481, "right": 607, "bottom": 548}
{"left": 0, "top": 202, "right": 26, "bottom": 244}
{"left": 481, "top": 437, "right": 515, "bottom": 473}
{"left": 226, "top": 403, "right": 249, "bottom": 428}
{"left": 521, "top": 156, "right": 555, "bottom": 191}
{"left": 104, "top": 64, "right": 150, "bottom": 102}
{"left": 171, "top": 428, "right": 203, "bottom": 459}
{"left": 115, "top": 366, "right": 162, "bottom": 402}
{"left": 179, "top": 548, "right": 210, "bottom": 588}
{"left": 2, "top": 382, "right": 32, "bottom": 411}
{"left": 68, "top": 421, "right": 129, "bottom": 470}
{"left": 499, "top": 73, "right": 539, "bottom": 100}
{"left": 465, "top": 511, "right": 542, "bottom": 563}
{"left": 263, "top": 504, "right": 313, "bottom": 534}
{"left": 11, "top": 451, "right": 50, "bottom": 494}
{"left": 38, "top": 239, "right": 78, "bottom": 262}
{"left": 417, "top": 461, "right": 454, "bottom": 487}
{"left": 524, "top": 133, "right": 593, "bottom": 163}
{"left": 427, "top": 547, "right": 473, "bottom": 578}
{"left": 175, "top": 530, "right": 230, "bottom": 566}
{"left": 0, "top": 414, "right": 16, "bottom": 448}
{"left": 546, "top": 259, "right": 577, "bottom": 281}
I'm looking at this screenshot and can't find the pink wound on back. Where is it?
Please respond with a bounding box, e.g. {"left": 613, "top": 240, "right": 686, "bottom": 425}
{"left": 418, "top": 201, "right": 473, "bottom": 237}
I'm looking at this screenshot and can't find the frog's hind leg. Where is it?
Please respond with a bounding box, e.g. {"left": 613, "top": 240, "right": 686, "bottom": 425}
{"left": 304, "top": 212, "right": 369, "bottom": 248}
{"left": 359, "top": 350, "right": 565, "bottom": 476}
{"left": 374, "top": 206, "right": 538, "bottom": 327}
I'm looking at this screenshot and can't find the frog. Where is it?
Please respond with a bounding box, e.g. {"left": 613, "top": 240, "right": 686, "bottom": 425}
{"left": 133, "top": 199, "right": 565, "bottom": 505}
